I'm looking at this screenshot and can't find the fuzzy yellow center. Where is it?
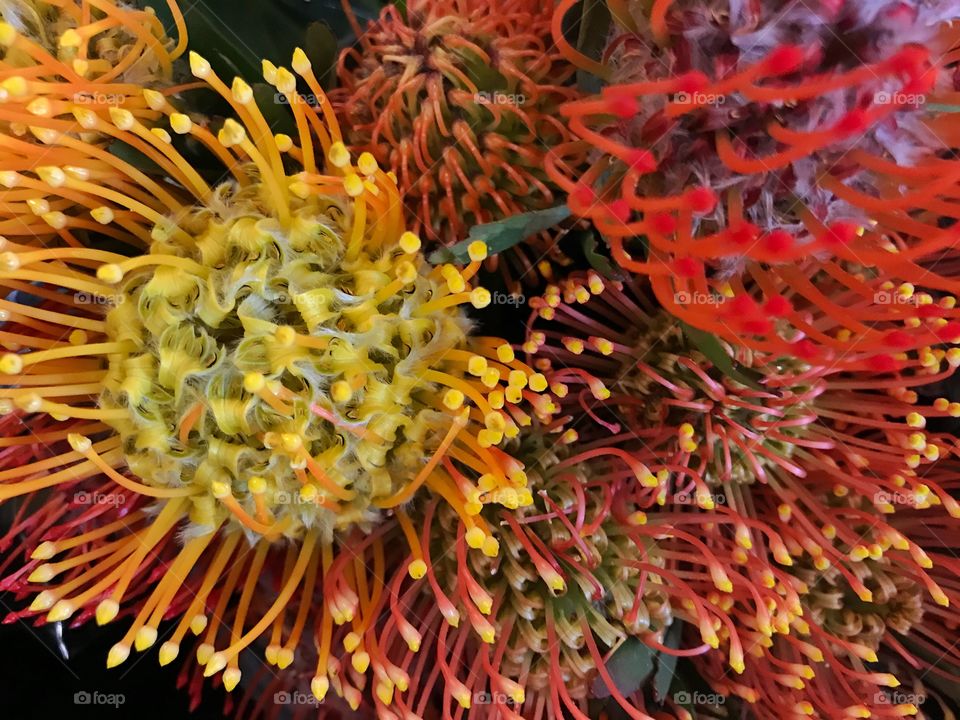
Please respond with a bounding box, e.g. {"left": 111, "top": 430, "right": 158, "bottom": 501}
{"left": 99, "top": 190, "right": 469, "bottom": 535}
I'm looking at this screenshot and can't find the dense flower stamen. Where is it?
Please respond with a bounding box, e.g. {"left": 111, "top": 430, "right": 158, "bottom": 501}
{"left": 333, "top": 0, "right": 587, "bottom": 287}
{"left": 0, "top": 40, "right": 558, "bottom": 693}
{"left": 1, "top": 3, "right": 958, "bottom": 719}
{"left": 0, "top": 50, "right": 553, "bottom": 530}
{"left": 0, "top": 0, "right": 182, "bottom": 248}
{"left": 526, "top": 273, "right": 960, "bottom": 717}
{"left": 234, "top": 445, "right": 689, "bottom": 720}
{"left": 549, "top": 2, "right": 960, "bottom": 364}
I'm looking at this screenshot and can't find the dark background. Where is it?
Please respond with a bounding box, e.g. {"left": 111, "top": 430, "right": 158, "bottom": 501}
{"left": 0, "top": 613, "right": 226, "bottom": 719}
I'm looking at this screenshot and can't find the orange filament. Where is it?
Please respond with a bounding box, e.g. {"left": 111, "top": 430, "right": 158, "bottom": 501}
{"left": 374, "top": 409, "right": 468, "bottom": 508}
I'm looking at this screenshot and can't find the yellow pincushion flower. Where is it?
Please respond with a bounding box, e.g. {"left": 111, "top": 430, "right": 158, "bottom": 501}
{"left": 0, "top": 44, "right": 555, "bottom": 688}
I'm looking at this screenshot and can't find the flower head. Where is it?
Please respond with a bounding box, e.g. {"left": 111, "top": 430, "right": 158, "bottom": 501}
{"left": 549, "top": 1, "right": 960, "bottom": 364}
{"left": 0, "top": 42, "right": 555, "bottom": 692}
{"left": 333, "top": 0, "right": 586, "bottom": 287}
{"left": 222, "top": 438, "right": 684, "bottom": 719}
{"left": 525, "top": 273, "right": 960, "bottom": 717}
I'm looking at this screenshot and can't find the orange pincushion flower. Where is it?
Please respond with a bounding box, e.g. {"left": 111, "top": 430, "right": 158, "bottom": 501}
{"left": 525, "top": 273, "right": 960, "bottom": 717}
{"left": 548, "top": 0, "right": 960, "bottom": 366}
{"left": 333, "top": 0, "right": 587, "bottom": 287}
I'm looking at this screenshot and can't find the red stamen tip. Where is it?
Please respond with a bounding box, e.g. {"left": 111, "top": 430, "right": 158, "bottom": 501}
{"left": 764, "top": 230, "right": 794, "bottom": 254}
{"left": 833, "top": 109, "right": 872, "bottom": 137}
{"left": 730, "top": 294, "right": 758, "bottom": 315}
{"left": 764, "top": 296, "right": 792, "bottom": 317}
{"left": 606, "top": 92, "right": 639, "bottom": 119}
{"left": 885, "top": 45, "right": 930, "bottom": 79}
{"left": 793, "top": 339, "right": 819, "bottom": 361}
{"left": 684, "top": 187, "right": 717, "bottom": 214}
{"left": 570, "top": 184, "right": 596, "bottom": 213}
{"left": 677, "top": 71, "right": 709, "bottom": 94}
{"left": 651, "top": 212, "right": 677, "bottom": 235}
{"left": 626, "top": 149, "right": 657, "bottom": 173}
{"left": 937, "top": 321, "right": 960, "bottom": 343}
{"left": 867, "top": 354, "right": 901, "bottom": 373}
{"left": 819, "top": 221, "right": 859, "bottom": 246}
{"left": 608, "top": 199, "right": 631, "bottom": 223}
{"left": 904, "top": 71, "right": 937, "bottom": 96}
{"left": 743, "top": 318, "right": 772, "bottom": 334}
{"left": 726, "top": 222, "right": 760, "bottom": 246}
{"left": 883, "top": 330, "right": 913, "bottom": 349}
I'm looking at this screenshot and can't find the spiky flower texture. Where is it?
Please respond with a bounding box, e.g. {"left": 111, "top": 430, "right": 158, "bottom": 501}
{"left": 0, "top": 0, "right": 186, "bottom": 247}
{"left": 0, "top": 20, "right": 561, "bottom": 708}
{"left": 551, "top": 0, "right": 960, "bottom": 368}
{"left": 334, "top": 0, "right": 586, "bottom": 286}
{"left": 3, "top": 2, "right": 960, "bottom": 720}
{"left": 216, "top": 441, "right": 682, "bottom": 720}
{"left": 526, "top": 274, "right": 960, "bottom": 718}
{"left": 0, "top": 0, "right": 182, "bottom": 84}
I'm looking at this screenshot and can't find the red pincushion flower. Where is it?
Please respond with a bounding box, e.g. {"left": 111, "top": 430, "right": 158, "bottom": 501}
{"left": 548, "top": 0, "right": 960, "bottom": 363}
{"left": 524, "top": 273, "right": 960, "bottom": 717}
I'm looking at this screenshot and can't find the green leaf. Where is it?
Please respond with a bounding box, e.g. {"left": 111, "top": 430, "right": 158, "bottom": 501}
{"left": 575, "top": 0, "right": 611, "bottom": 93}
{"left": 458, "top": 52, "right": 508, "bottom": 91}
{"left": 555, "top": 0, "right": 610, "bottom": 85}
{"left": 670, "top": 679, "right": 699, "bottom": 716}
{"left": 252, "top": 83, "right": 296, "bottom": 136}
{"left": 140, "top": 0, "right": 261, "bottom": 80}
{"left": 303, "top": 21, "right": 339, "bottom": 89}
{"left": 593, "top": 637, "right": 655, "bottom": 698}
{"left": 653, "top": 621, "right": 683, "bottom": 702}
{"left": 272, "top": 0, "right": 379, "bottom": 45}
{"left": 680, "top": 322, "right": 763, "bottom": 391}
{"left": 108, "top": 140, "right": 163, "bottom": 174}
{"left": 550, "top": 591, "right": 582, "bottom": 620}
{"left": 918, "top": 672, "right": 960, "bottom": 710}
{"left": 349, "top": 0, "right": 386, "bottom": 22}
{"left": 139, "top": 0, "right": 362, "bottom": 82}
{"left": 429, "top": 205, "right": 571, "bottom": 264}
{"left": 581, "top": 230, "right": 625, "bottom": 280}
{"left": 926, "top": 104, "right": 960, "bottom": 113}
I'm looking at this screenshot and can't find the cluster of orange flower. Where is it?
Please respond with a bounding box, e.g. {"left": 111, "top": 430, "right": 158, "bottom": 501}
{"left": 0, "top": 1, "right": 959, "bottom": 719}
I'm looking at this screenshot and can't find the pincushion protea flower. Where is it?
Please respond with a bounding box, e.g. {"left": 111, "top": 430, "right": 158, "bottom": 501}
{"left": 333, "top": 0, "right": 587, "bottom": 287}
{"left": 0, "top": 0, "right": 186, "bottom": 257}
{"left": 0, "top": 39, "right": 559, "bottom": 699}
{"left": 548, "top": 0, "right": 960, "bottom": 366}
{"left": 526, "top": 273, "right": 960, "bottom": 718}
{"left": 215, "top": 440, "right": 689, "bottom": 720}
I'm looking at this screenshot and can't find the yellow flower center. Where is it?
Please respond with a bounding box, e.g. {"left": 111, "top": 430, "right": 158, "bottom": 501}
{"left": 98, "top": 188, "right": 481, "bottom": 534}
